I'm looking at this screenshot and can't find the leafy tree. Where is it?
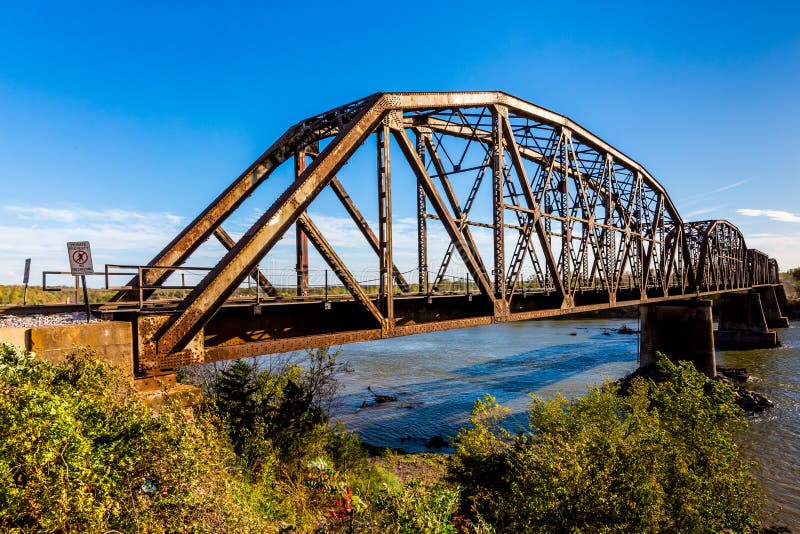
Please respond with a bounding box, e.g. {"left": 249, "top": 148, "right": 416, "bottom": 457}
{"left": 215, "top": 359, "right": 257, "bottom": 454}
{"left": 450, "top": 355, "right": 764, "bottom": 533}
{"left": 790, "top": 267, "right": 800, "bottom": 284}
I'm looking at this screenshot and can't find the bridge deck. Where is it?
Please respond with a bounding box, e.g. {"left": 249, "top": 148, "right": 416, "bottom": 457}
{"left": 94, "top": 286, "right": 760, "bottom": 371}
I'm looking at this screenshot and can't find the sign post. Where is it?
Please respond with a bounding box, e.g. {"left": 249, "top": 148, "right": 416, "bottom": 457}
{"left": 22, "top": 258, "right": 31, "bottom": 305}
{"left": 67, "top": 242, "right": 93, "bottom": 322}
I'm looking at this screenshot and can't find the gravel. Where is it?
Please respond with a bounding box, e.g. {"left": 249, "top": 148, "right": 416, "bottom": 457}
{"left": 0, "top": 312, "right": 103, "bottom": 328}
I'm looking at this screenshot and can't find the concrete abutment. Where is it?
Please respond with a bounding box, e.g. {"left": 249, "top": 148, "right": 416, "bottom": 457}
{"left": 753, "top": 285, "right": 790, "bottom": 329}
{"left": 0, "top": 321, "right": 200, "bottom": 408}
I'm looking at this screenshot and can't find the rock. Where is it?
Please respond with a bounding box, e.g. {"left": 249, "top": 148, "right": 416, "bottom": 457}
{"left": 367, "top": 386, "right": 397, "bottom": 403}
{"left": 716, "top": 366, "right": 750, "bottom": 383}
{"left": 734, "top": 386, "right": 774, "bottom": 413}
{"left": 425, "top": 435, "right": 450, "bottom": 449}
{"left": 360, "top": 386, "right": 398, "bottom": 408}
{"left": 617, "top": 324, "right": 637, "bottom": 335}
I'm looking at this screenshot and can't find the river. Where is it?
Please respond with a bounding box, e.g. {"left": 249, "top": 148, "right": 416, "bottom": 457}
{"left": 329, "top": 317, "right": 800, "bottom": 527}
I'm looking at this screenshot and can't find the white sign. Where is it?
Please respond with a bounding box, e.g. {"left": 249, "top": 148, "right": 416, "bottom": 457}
{"left": 67, "top": 241, "right": 94, "bottom": 275}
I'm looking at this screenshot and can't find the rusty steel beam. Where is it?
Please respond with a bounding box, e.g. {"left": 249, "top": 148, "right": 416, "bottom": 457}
{"left": 415, "top": 130, "right": 428, "bottom": 291}
{"left": 295, "top": 150, "right": 310, "bottom": 296}
{"left": 499, "top": 114, "right": 566, "bottom": 300}
{"left": 112, "top": 94, "right": 382, "bottom": 303}
{"left": 212, "top": 227, "right": 277, "bottom": 297}
{"left": 491, "top": 106, "right": 506, "bottom": 300}
{"left": 417, "top": 116, "right": 637, "bottom": 225}
{"left": 156, "top": 95, "right": 390, "bottom": 354}
{"left": 296, "top": 213, "right": 384, "bottom": 325}
{"left": 377, "top": 124, "right": 394, "bottom": 325}
{"left": 394, "top": 92, "right": 682, "bottom": 227}
{"left": 131, "top": 91, "right": 779, "bottom": 362}
{"left": 328, "top": 177, "right": 410, "bottom": 292}
{"left": 422, "top": 134, "right": 488, "bottom": 285}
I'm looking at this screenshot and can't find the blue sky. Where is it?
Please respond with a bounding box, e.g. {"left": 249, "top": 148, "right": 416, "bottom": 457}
{"left": 0, "top": 0, "right": 798, "bottom": 285}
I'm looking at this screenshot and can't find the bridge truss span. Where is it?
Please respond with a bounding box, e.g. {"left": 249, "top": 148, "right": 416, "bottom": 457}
{"left": 105, "top": 92, "right": 780, "bottom": 370}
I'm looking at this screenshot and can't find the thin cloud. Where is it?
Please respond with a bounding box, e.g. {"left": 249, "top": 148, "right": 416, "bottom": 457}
{"left": 737, "top": 209, "right": 800, "bottom": 224}
{"left": 678, "top": 179, "right": 750, "bottom": 204}
{"left": 711, "top": 179, "right": 750, "bottom": 194}
{"left": 2, "top": 205, "right": 183, "bottom": 226}
{"left": 684, "top": 206, "right": 721, "bottom": 219}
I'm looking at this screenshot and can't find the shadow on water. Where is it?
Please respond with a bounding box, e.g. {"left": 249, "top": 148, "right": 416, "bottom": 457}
{"left": 332, "top": 323, "right": 638, "bottom": 452}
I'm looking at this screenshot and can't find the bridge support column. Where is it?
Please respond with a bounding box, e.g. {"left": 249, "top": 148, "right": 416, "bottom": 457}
{"left": 639, "top": 299, "right": 716, "bottom": 378}
{"left": 754, "top": 285, "right": 790, "bottom": 328}
{"left": 714, "top": 291, "right": 778, "bottom": 349}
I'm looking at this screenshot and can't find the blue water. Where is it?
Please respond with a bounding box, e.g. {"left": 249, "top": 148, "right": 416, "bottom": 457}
{"left": 332, "top": 318, "right": 639, "bottom": 450}
{"left": 328, "top": 317, "right": 800, "bottom": 527}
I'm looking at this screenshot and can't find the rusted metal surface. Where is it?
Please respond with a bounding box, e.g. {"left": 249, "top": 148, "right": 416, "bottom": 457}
{"left": 296, "top": 213, "right": 384, "bottom": 326}
{"left": 295, "top": 150, "right": 310, "bottom": 297}
{"left": 102, "top": 91, "right": 780, "bottom": 370}
{"left": 213, "top": 227, "right": 277, "bottom": 296}
{"left": 110, "top": 94, "right": 382, "bottom": 303}
{"left": 393, "top": 128, "right": 496, "bottom": 302}
{"left": 155, "top": 95, "right": 391, "bottom": 354}
{"left": 377, "top": 124, "right": 394, "bottom": 328}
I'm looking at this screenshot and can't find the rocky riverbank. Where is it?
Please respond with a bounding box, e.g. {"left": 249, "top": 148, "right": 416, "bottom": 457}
{"left": 619, "top": 362, "right": 775, "bottom": 414}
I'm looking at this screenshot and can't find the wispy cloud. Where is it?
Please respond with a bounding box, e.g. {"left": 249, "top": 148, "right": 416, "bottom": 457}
{"left": 684, "top": 206, "right": 721, "bottom": 219}
{"left": 3, "top": 205, "right": 183, "bottom": 226}
{"left": 678, "top": 179, "right": 750, "bottom": 205}
{"left": 737, "top": 208, "right": 800, "bottom": 224}
{"left": 710, "top": 179, "right": 750, "bottom": 194}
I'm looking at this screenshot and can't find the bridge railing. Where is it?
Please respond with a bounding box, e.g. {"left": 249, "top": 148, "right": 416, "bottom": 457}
{"left": 104, "top": 264, "right": 217, "bottom": 309}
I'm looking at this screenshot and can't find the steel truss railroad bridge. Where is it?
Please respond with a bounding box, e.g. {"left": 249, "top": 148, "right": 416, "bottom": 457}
{"left": 100, "top": 92, "right": 781, "bottom": 373}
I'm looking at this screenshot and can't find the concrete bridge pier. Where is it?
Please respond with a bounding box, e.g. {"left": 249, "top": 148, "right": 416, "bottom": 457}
{"left": 714, "top": 291, "right": 779, "bottom": 349}
{"left": 754, "top": 285, "right": 790, "bottom": 329}
{"left": 639, "top": 299, "right": 716, "bottom": 378}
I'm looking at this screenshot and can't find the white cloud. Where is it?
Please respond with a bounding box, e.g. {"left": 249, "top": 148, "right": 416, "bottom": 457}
{"left": 737, "top": 208, "right": 800, "bottom": 224}
{"left": 2, "top": 205, "right": 183, "bottom": 226}
{"left": 684, "top": 206, "right": 721, "bottom": 219}
{"left": 0, "top": 205, "right": 186, "bottom": 286}
{"left": 742, "top": 233, "right": 800, "bottom": 270}
{"left": 678, "top": 179, "right": 750, "bottom": 204}
{"left": 710, "top": 179, "right": 749, "bottom": 194}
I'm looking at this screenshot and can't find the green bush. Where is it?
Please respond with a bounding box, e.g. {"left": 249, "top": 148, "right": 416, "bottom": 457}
{"left": 450, "top": 356, "right": 764, "bottom": 533}
{"left": 0, "top": 343, "right": 265, "bottom": 533}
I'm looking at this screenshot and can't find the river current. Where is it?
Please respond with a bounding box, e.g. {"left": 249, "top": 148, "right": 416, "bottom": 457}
{"left": 328, "top": 318, "right": 800, "bottom": 527}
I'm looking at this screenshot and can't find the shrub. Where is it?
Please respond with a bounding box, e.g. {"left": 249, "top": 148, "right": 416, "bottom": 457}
{"left": 0, "top": 343, "right": 264, "bottom": 533}
{"left": 450, "top": 356, "right": 764, "bottom": 533}
{"left": 366, "top": 481, "right": 460, "bottom": 534}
